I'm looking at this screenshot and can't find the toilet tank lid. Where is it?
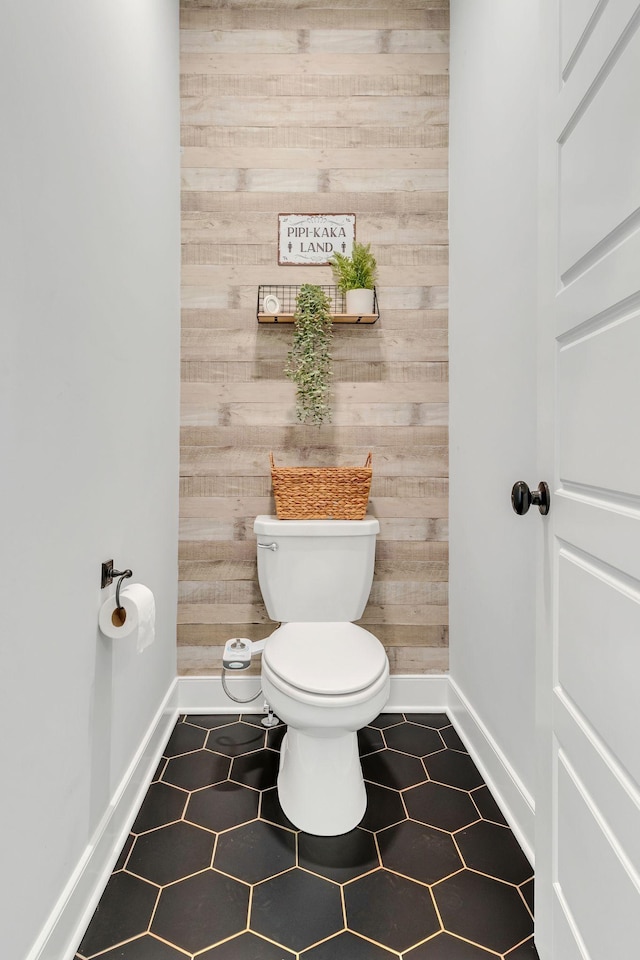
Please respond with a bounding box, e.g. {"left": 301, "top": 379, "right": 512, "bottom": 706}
{"left": 254, "top": 515, "right": 379, "bottom": 536}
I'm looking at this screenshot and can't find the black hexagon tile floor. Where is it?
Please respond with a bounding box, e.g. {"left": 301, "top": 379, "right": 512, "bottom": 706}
{"left": 75, "top": 713, "right": 539, "bottom": 959}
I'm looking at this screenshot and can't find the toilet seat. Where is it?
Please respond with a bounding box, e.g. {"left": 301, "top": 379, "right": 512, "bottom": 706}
{"left": 262, "top": 622, "right": 388, "bottom": 697}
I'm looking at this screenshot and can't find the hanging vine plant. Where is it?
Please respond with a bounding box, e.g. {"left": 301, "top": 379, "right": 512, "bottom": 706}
{"left": 285, "top": 283, "right": 333, "bottom": 425}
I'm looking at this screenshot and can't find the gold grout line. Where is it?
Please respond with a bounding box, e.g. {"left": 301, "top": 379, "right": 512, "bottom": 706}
{"left": 377, "top": 744, "right": 446, "bottom": 764}
{"left": 83, "top": 933, "right": 153, "bottom": 959}
{"left": 451, "top": 830, "right": 465, "bottom": 868}
{"left": 194, "top": 930, "right": 245, "bottom": 954}
{"left": 210, "top": 830, "right": 218, "bottom": 868}
{"left": 427, "top": 775, "right": 481, "bottom": 792}
{"left": 342, "top": 864, "right": 388, "bottom": 892}
{"left": 163, "top": 745, "right": 207, "bottom": 760}
{"left": 478, "top": 813, "right": 510, "bottom": 828}
{"left": 447, "top": 746, "right": 471, "bottom": 757}
{"left": 517, "top": 882, "right": 535, "bottom": 921}
{"left": 306, "top": 862, "right": 383, "bottom": 888}
{"left": 190, "top": 778, "right": 260, "bottom": 796}
{"left": 443, "top": 931, "right": 502, "bottom": 956}
{"left": 205, "top": 863, "right": 255, "bottom": 886}
{"left": 372, "top": 829, "right": 383, "bottom": 867}
{"left": 132, "top": 816, "right": 186, "bottom": 838}
{"left": 398, "top": 815, "right": 461, "bottom": 840}
{"left": 409, "top": 928, "right": 502, "bottom": 957}
{"left": 429, "top": 864, "right": 466, "bottom": 888}
{"left": 297, "top": 927, "right": 347, "bottom": 956}
{"left": 166, "top": 865, "right": 245, "bottom": 891}
{"left": 382, "top": 863, "right": 465, "bottom": 891}
{"left": 191, "top": 814, "right": 221, "bottom": 839}
{"left": 501, "top": 933, "right": 536, "bottom": 957}
{"left": 95, "top": 929, "right": 195, "bottom": 960}
{"left": 405, "top": 929, "right": 442, "bottom": 954}
{"left": 183, "top": 717, "right": 239, "bottom": 731}
{"left": 372, "top": 722, "right": 405, "bottom": 736}
{"left": 211, "top": 817, "right": 261, "bottom": 837}
{"left": 116, "top": 863, "right": 163, "bottom": 890}
{"left": 178, "top": 787, "right": 190, "bottom": 824}
{"left": 154, "top": 757, "right": 168, "bottom": 780}
{"left": 119, "top": 836, "right": 135, "bottom": 873}
{"left": 244, "top": 928, "right": 299, "bottom": 956}
{"left": 450, "top": 816, "right": 483, "bottom": 833}
{"left": 145, "top": 932, "right": 191, "bottom": 957}
{"left": 322, "top": 914, "right": 388, "bottom": 956}
{"left": 398, "top": 786, "right": 410, "bottom": 820}
{"left": 259, "top": 813, "right": 298, "bottom": 835}
{"left": 202, "top": 877, "right": 297, "bottom": 955}
{"left": 340, "top": 884, "right": 348, "bottom": 935}
{"left": 236, "top": 863, "right": 299, "bottom": 887}
{"left": 404, "top": 718, "right": 446, "bottom": 728}
{"left": 411, "top": 778, "right": 480, "bottom": 797}
{"left": 287, "top": 864, "right": 342, "bottom": 887}
{"left": 469, "top": 789, "right": 486, "bottom": 822}
{"left": 257, "top": 811, "right": 297, "bottom": 836}
{"left": 145, "top": 887, "right": 163, "bottom": 941}
{"left": 342, "top": 925, "right": 403, "bottom": 954}
{"left": 457, "top": 866, "right": 526, "bottom": 890}
{"left": 246, "top": 883, "right": 253, "bottom": 936}
{"left": 420, "top": 755, "right": 430, "bottom": 780}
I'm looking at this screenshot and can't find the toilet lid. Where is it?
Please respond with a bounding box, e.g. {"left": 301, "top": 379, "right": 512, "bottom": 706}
{"left": 262, "top": 622, "right": 388, "bottom": 696}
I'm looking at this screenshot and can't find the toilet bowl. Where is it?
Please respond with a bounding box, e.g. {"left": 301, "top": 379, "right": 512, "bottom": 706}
{"left": 261, "top": 622, "right": 389, "bottom": 835}
{"left": 254, "top": 515, "right": 390, "bottom": 836}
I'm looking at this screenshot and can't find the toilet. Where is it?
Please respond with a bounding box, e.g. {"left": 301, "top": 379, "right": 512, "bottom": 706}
{"left": 254, "top": 515, "right": 390, "bottom": 836}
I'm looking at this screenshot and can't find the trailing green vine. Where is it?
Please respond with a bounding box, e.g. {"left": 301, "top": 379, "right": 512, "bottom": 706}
{"left": 285, "top": 283, "right": 333, "bottom": 425}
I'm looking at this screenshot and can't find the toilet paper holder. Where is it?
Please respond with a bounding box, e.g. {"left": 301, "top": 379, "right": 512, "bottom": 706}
{"left": 101, "top": 560, "right": 133, "bottom": 609}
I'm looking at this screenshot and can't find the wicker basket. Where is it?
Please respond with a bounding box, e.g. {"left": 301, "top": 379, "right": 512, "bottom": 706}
{"left": 270, "top": 452, "right": 372, "bottom": 520}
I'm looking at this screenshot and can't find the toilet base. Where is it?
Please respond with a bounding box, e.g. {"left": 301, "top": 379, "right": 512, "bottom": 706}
{"left": 277, "top": 728, "right": 366, "bottom": 836}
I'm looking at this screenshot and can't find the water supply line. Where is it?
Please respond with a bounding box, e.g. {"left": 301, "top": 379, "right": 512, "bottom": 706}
{"left": 221, "top": 667, "right": 262, "bottom": 704}
{"left": 220, "top": 636, "right": 280, "bottom": 726}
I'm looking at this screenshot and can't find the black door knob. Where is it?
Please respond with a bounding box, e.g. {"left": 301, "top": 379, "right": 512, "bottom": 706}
{"left": 511, "top": 481, "right": 550, "bottom": 516}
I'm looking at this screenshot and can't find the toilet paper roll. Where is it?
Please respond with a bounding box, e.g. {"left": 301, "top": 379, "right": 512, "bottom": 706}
{"left": 98, "top": 583, "right": 156, "bottom": 653}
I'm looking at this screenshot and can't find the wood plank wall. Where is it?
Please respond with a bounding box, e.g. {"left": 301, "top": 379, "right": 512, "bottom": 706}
{"left": 179, "top": 0, "right": 449, "bottom": 676}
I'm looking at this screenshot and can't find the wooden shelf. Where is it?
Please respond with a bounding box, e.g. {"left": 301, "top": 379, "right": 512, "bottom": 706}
{"left": 258, "top": 312, "right": 378, "bottom": 324}
{"left": 257, "top": 284, "right": 379, "bottom": 324}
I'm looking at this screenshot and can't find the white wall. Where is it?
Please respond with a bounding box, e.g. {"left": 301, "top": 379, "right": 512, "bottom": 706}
{"left": 0, "top": 3, "right": 180, "bottom": 958}
{"left": 449, "top": 1, "right": 539, "bottom": 852}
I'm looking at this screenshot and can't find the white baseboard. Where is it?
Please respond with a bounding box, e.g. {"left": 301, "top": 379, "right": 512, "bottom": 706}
{"left": 447, "top": 677, "right": 535, "bottom": 864}
{"left": 29, "top": 680, "right": 179, "bottom": 960}
{"left": 176, "top": 672, "right": 449, "bottom": 713}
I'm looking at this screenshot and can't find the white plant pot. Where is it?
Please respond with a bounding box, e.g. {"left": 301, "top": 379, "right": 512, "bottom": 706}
{"left": 346, "top": 288, "right": 374, "bottom": 315}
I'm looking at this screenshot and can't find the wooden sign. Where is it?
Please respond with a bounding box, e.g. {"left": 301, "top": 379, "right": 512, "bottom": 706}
{"left": 278, "top": 213, "right": 356, "bottom": 265}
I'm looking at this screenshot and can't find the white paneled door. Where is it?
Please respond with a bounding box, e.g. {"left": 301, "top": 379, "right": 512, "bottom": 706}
{"left": 536, "top": 1, "right": 640, "bottom": 957}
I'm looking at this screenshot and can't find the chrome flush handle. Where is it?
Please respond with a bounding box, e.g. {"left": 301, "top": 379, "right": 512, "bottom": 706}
{"left": 258, "top": 542, "right": 278, "bottom": 551}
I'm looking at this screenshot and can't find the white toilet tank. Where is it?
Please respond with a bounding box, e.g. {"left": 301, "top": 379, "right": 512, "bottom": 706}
{"left": 254, "top": 515, "right": 379, "bottom": 623}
